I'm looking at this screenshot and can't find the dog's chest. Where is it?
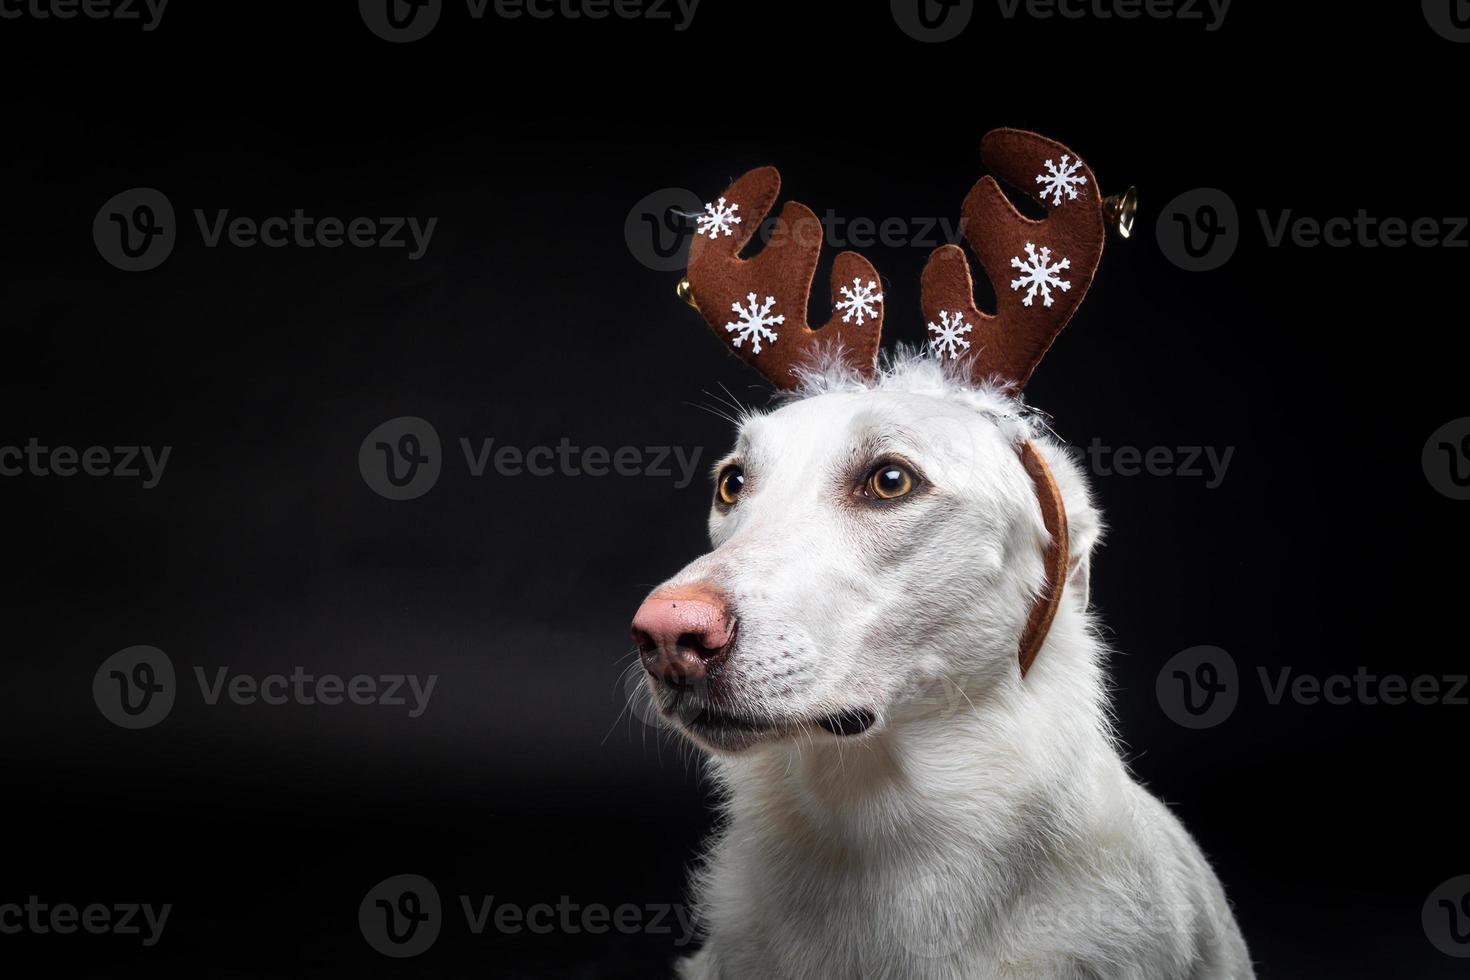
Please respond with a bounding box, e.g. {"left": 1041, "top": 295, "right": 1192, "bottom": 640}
{"left": 699, "top": 826, "right": 1020, "bottom": 979}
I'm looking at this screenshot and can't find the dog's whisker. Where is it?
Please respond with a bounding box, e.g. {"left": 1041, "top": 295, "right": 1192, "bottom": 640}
{"left": 684, "top": 398, "right": 739, "bottom": 428}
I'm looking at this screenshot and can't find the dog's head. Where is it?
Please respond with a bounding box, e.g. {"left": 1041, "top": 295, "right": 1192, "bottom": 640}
{"left": 636, "top": 129, "right": 1118, "bottom": 752}
{"left": 631, "top": 361, "right": 1101, "bottom": 753}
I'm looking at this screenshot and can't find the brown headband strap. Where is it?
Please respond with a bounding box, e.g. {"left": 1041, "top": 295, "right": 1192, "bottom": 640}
{"left": 1017, "top": 440, "right": 1068, "bottom": 676}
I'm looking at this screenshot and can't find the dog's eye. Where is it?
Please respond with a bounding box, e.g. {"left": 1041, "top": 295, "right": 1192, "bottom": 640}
{"left": 866, "top": 463, "right": 915, "bottom": 500}
{"left": 716, "top": 466, "right": 745, "bottom": 506}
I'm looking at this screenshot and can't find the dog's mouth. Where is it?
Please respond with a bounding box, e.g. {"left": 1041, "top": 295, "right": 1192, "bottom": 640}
{"left": 648, "top": 662, "right": 877, "bottom": 749}
{"left": 673, "top": 704, "right": 877, "bottom": 747}
{"left": 684, "top": 708, "right": 776, "bottom": 733}
{"left": 815, "top": 707, "right": 876, "bottom": 737}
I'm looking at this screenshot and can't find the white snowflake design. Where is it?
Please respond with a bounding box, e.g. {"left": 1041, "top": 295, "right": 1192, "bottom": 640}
{"left": 696, "top": 196, "right": 742, "bottom": 239}
{"left": 926, "top": 310, "right": 973, "bottom": 360}
{"left": 1035, "top": 155, "right": 1088, "bottom": 207}
{"left": 834, "top": 278, "right": 883, "bottom": 326}
{"left": 1009, "top": 242, "right": 1072, "bottom": 308}
{"left": 725, "top": 293, "right": 784, "bottom": 354}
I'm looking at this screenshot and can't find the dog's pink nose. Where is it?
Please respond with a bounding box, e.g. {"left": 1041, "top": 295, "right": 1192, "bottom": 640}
{"left": 631, "top": 585, "right": 732, "bottom": 687}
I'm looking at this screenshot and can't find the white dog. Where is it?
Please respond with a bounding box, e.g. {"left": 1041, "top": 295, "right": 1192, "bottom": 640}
{"left": 631, "top": 353, "right": 1254, "bottom": 980}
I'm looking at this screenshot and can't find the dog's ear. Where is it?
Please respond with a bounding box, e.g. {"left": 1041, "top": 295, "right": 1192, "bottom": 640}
{"left": 1065, "top": 496, "right": 1103, "bottom": 611}
{"left": 1068, "top": 550, "right": 1092, "bottom": 611}
{"left": 1039, "top": 444, "right": 1103, "bottom": 612}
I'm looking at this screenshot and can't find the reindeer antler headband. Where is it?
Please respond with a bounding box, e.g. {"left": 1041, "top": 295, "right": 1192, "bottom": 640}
{"left": 673, "top": 128, "right": 1134, "bottom": 676}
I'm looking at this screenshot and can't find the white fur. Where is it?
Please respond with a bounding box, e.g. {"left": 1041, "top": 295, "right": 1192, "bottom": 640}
{"left": 640, "top": 350, "right": 1253, "bottom": 979}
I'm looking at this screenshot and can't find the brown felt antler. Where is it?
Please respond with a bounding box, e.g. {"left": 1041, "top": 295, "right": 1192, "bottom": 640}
{"left": 681, "top": 167, "right": 884, "bottom": 388}
{"left": 921, "top": 128, "right": 1108, "bottom": 390}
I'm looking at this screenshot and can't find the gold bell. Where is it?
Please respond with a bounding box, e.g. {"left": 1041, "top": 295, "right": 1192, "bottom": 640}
{"left": 676, "top": 276, "right": 700, "bottom": 311}
{"left": 1103, "top": 187, "right": 1139, "bottom": 240}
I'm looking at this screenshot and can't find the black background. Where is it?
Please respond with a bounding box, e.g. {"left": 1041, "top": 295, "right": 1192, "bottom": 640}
{"left": 1, "top": 1, "right": 1466, "bottom": 977}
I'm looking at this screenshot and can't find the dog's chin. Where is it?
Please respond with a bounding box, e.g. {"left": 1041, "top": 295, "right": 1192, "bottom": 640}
{"left": 668, "top": 705, "right": 879, "bottom": 755}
